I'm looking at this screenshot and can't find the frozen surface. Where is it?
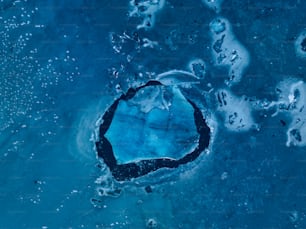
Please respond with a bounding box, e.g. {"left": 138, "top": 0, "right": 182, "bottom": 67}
{"left": 1, "top": 0, "right": 306, "bottom": 228}
{"left": 105, "top": 85, "right": 199, "bottom": 163}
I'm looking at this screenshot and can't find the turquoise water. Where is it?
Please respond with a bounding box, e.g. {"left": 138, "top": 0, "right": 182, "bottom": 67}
{"left": 1, "top": 0, "right": 306, "bottom": 228}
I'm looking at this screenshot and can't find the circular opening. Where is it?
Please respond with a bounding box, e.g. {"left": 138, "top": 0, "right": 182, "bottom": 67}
{"left": 95, "top": 80, "right": 211, "bottom": 180}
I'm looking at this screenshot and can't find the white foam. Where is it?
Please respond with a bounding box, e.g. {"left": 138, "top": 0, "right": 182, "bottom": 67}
{"left": 295, "top": 30, "right": 306, "bottom": 59}
{"left": 209, "top": 17, "right": 250, "bottom": 86}
{"left": 216, "top": 89, "right": 257, "bottom": 132}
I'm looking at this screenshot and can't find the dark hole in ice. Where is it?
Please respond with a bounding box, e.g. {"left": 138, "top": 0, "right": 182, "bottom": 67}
{"left": 191, "top": 62, "right": 206, "bottom": 78}
{"left": 95, "top": 80, "right": 211, "bottom": 181}
{"left": 290, "top": 129, "right": 302, "bottom": 142}
{"left": 301, "top": 37, "right": 306, "bottom": 52}
{"left": 228, "top": 112, "right": 238, "bottom": 125}
{"left": 213, "top": 34, "right": 225, "bottom": 53}
{"left": 294, "top": 88, "right": 300, "bottom": 101}
{"left": 145, "top": 185, "right": 153, "bottom": 193}
{"left": 280, "top": 120, "right": 286, "bottom": 126}
{"left": 146, "top": 218, "right": 157, "bottom": 228}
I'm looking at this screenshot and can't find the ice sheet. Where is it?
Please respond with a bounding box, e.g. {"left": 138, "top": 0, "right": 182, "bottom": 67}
{"left": 105, "top": 85, "right": 199, "bottom": 163}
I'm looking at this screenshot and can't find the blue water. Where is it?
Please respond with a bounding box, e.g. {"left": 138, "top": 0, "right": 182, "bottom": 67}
{"left": 1, "top": 0, "right": 306, "bottom": 228}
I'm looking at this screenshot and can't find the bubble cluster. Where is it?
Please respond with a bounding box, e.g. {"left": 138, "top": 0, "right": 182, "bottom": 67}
{"left": 0, "top": 2, "right": 39, "bottom": 131}
{"left": 0, "top": 0, "right": 80, "bottom": 158}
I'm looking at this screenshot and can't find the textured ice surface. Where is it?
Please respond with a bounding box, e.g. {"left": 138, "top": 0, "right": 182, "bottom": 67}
{"left": 209, "top": 17, "right": 250, "bottom": 86}
{"left": 188, "top": 59, "right": 206, "bottom": 79}
{"left": 216, "top": 89, "right": 256, "bottom": 132}
{"left": 3, "top": 0, "right": 306, "bottom": 228}
{"left": 295, "top": 30, "right": 306, "bottom": 58}
{"left": 129, "top": 0, "right": 165, "bottom": 30}
{"left": 271, "top": 80, "right": 306, "bottom": 147}
{"left": 202, "top": 0, "right": 224, "bottom": 13}
{"left": 105, "top": 85, "right": 198, "bottom": 163}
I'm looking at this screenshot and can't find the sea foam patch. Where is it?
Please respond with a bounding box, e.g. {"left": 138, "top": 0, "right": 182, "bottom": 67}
{"left": 216, "top": 89, "right": 256, "bottom": 132}
{"left": 129, "top": 0, "right": 165, "bottom": 30}
{"left": 209, "top": 17, "right": 250, "bottom": 86}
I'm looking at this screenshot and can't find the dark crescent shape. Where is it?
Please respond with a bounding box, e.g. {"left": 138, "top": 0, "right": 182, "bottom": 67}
{"left": 301, "top": 37, "right": 306, "bottom": 52}
{"left": 95, "top": 80, "right": 211, "bottom": 181}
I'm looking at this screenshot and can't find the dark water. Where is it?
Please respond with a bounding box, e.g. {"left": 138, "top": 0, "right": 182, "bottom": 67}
{"left": 1, "top": 0, "right": 306, "bottom": 228}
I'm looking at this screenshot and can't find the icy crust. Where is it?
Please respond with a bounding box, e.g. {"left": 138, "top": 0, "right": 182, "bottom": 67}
{"left": 295, "top": 30, "right": 306, "bottom": 58}
{"left": 105, "top": 85, "right": 198, "bottom": 163}
{"left": 202, "top": 0, "right": 224, "bottom": 13}
{"left": 129, "top": 0, "right": 165, "bottom": 30}
{"left": 215, "top": 89, "right": 257, "bottom": 132}
{"left": 209, "top": 17, "right": 250, "bottom": 86}
{"left": 270, "top": 80, "right": 306, "bottom": 147}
